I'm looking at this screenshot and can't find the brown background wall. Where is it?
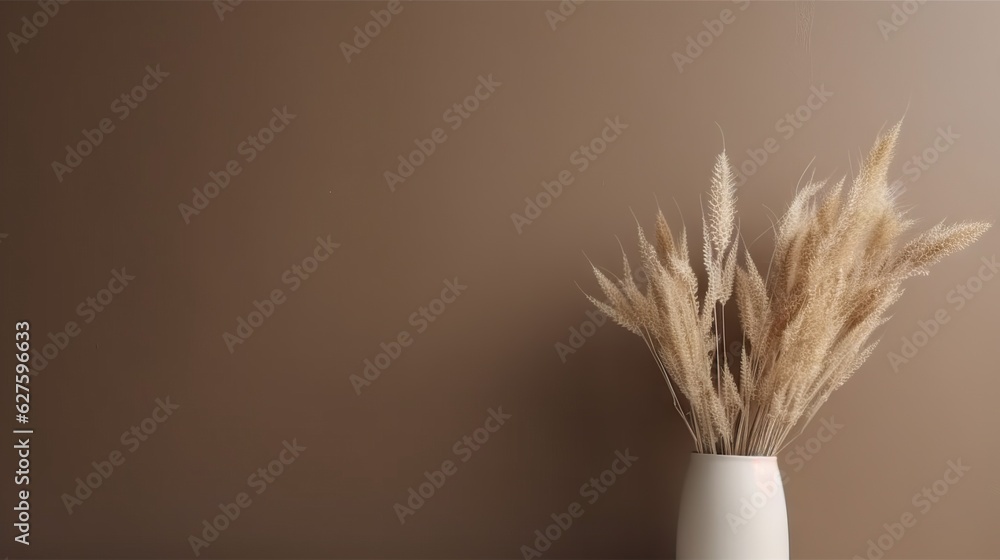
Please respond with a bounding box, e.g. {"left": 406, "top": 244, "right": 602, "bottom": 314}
{"left": 1, "top": 1, "right": 998, "bottom": 558}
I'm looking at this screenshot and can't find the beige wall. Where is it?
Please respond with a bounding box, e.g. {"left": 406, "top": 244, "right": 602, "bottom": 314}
{"left": 1, "top": 1, "right": 997, "bottom": 558}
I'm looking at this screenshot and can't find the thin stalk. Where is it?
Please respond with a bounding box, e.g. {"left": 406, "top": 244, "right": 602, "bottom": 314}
{"left": 640, "top": 327, "right": 699, "bottom": 447}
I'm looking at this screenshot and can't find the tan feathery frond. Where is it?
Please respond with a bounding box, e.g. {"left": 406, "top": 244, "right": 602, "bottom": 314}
{"left": 677, "top": 225, "right": 690, "bottom": 264}
{"left": 775, "top": 179, "right": 825, "bottom": 257}
{"left": 857, "top": 120, "right": 902, "bottom": 190}
{"left": 584, "top": 294, "right": 640, "bottom": 336}
{"left": 655, "top": 208, "right": 675, "bottom": 265}
{"left": 893, "top": 221, "right": 992, "bottom": 277}
{"left": 735, "top": 249, "right": 769, "bottom": 345}
{"left": 589, "top": 266, "right": 643, "bottom": 335}
{"left": 708, "top": 151, "right": 737, "bottom": 255}
{"left": 739, "top": 346, "right": 756, "bottom": 400}
{"left": 720, "top": 359, "right": 742, "bottom": 418}
{"left": 719, "top": 245, "right": 738, "bottom": 305}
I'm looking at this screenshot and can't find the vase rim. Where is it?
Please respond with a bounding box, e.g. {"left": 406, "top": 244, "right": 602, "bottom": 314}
{"left": 689, "top": 452, "right": 778, "bottom": 462}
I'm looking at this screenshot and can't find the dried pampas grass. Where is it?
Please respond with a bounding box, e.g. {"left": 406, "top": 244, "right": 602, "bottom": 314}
{"left": 586, "top": 122, "right": 991, "bottom": 455}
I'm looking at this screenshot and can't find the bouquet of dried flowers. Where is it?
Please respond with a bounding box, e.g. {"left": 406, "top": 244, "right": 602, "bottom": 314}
{"left": 586, "top": 123, "right": 990, "bottom": 455}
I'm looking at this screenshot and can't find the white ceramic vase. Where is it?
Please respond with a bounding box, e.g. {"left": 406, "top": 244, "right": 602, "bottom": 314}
{"left": 676, "top": 453, "right": 789, "bottom": 559}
